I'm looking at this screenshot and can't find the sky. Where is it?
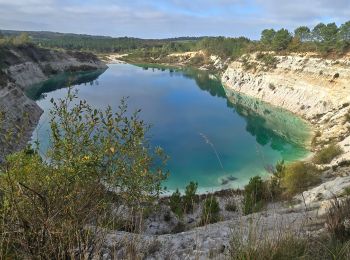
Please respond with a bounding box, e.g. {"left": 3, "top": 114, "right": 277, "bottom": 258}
{"left": 0, "top": 0, "right": 350, "bottom": 39}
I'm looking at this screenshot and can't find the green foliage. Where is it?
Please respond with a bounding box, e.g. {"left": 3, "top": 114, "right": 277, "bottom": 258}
{"left": 256, "top": 53, "right": 278, "bottom": 70}
{"left": 294, "top": 26, "right": 311, "bottom": 42}
{"left": 312, "top": 143, "right": 343, "bottom": 164}
{"left": 195, "top": 36, "right": 251, "bottom": 59}
{"left": 261, "top": 29, "right": 276, "bottom": 46}
{"left": 224, "top": 200, "right": 237, "bottom": 212}
{"left": 200, "top": 196, "right": 220, "bottom": 225}
{"left": 313, "top": 22, "right": 339, "bottom": 53}
{"left": 243, "top": 176, "right": 266, "bottom": 215}
{"left": 230, "top": 230, "right": 350, "bottom": 260}
{"left": 0, "top": 89, "right": 168, "bottom": 258}
{"left": 0, "top": 32, "right": 32, "bottom": 46}
{"left": 169, "top": 189, "right": 183, "bottom": 217}
{"left": 266, "top": 160, "right": 285, "bottom": 200}
{"left": 183, "top": 181, "right": 198, "bottom": 213}
{"left": 281, "top": 161, "right": 319, "bottom": 196}
{"left": 272, "top": 29, "right": 292, "bottom": 51}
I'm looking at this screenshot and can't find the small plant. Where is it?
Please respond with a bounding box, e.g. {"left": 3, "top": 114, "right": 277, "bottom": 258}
{"left": 281, "top": 161, "right": 319, "bottom": 196}
{"left": 256, "top": 53, "right": 278, "bottom": 70}
{"left": 312, "top": 143, "right": 343, "bottom": 164}
{"left": 169, "top": 189, "right": 183, "bottom": 217}
{"left": 243, "top": 176, "right": 266, "bottom": 215}
{"left": 201, "top": 196, "right": 220, "bottom": 225}
{"left": 268, "top": 83, "right": 276, "bottom": 90}
{"left": 225, "top": 200, "right": 237, "bottom": 212}
{"left": 325, "top": 196, "right": 350, "bottom": 242}
{"left": 183, "top": 181, "right": 198, "bottom": 213}
{"left": 345, "top": 109, "right": 350, "bottom": 123}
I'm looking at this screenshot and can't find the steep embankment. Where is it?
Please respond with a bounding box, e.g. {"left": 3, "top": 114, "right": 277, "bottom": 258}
{"left": 222, "top": 53, "right": 350, "bottom": 159}
{"left": 0, "top": 44, "right": 107, "bottom": 160}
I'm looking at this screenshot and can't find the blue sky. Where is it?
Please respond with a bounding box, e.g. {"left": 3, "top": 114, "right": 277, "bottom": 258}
{"left": 0, "top": 0, "right": 349, "bottom": 39}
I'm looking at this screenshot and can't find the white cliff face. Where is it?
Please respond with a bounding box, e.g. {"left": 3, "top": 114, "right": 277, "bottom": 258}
{"left": 0, "top": 46, "right": 107, "bottom": 160}
{"left": 221, "top": 53, "right": 350, "bottom": 156}
{"left": 5, "top": 49, "right": 107, "bottom": 90}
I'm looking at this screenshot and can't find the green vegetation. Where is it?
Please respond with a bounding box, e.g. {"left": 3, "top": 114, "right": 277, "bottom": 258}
{"left": 231, "top": 193, "right": 350, "bottom": 259}
{"left": 313, "top": 144, "right": 343, "bottom": 164}
{"left": 169, "top": 189, "right": 183, "bottom": 218}
{"left": 200, "top": 196, "right": 220, "bottom": 225}
{"left": 326, "top": 197, "right": 350, "bottom": 242}
{"left": 168, "top": 181, "right": 198, "bottom": 217}
{"left": 183, "top": 181, "right": 198, "bottom": 213}
{"left": 225, "top": 200, "right": 237, "bottom": 212}
{"left": 230, "top": 232, "right": 350, "bottom": 259}
{"left": 243, "top": 176, "right": 266, "bottom": 215}
{"left": 281, "top": 161, "right": 320, "bottom": 196}
{"left": 0, "top": 89, "right": 168, "bottom": 258}
{"left": 0, "top": 32, "right": 32, "bottom": 46}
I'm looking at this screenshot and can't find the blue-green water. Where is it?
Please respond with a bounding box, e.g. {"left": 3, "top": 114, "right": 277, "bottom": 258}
{"left": 27, "top": 63, "right": 310, "bottom": 193}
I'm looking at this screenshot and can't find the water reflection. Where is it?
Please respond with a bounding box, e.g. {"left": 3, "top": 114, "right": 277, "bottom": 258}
{"left": 25, "top": 69, "right": 107, "bottom": 101}
{"left": 28, "top": 63, "right": 310, "bottom": 190}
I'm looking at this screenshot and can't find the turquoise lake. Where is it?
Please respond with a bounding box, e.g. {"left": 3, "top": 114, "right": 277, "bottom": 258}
{"left": 26, "top": 63, "right": 311, "bottom": 193}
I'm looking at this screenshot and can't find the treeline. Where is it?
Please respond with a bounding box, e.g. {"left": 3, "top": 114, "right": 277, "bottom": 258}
{"left": 0, "top": 30, "right": 202, "bottom": 53}
{"left": 259, "top": 21, "right": 350, "bottom": 53}
{"left": 2, "top": 21, "right": 350, "bottom": 57}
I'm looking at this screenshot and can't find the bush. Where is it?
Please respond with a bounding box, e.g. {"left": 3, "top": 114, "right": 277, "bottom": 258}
{"left": 201, "top": 196, "right": 220, "bottom": 225}
{"left": 256, "top": 53, "right": 278, "bottom": 70}
{"left": 0, "top": 89, "right": 168, "bottom": 258}
{"left": 183, "top": 181, "right": 198, "bottom": 213}
{"left": 281, "top": 161, "right": 319, "bottom": 196}
{"left": 169, "top": 189, "right": 183, "bottom": 217}
{"left": 312, "top": 143, "right": 343, "bottom": 164}
{"left": 326, "top": 197, "right": 350, "bottom": 242}
{"left": 225, "top": 200, "right": 237, "bottom": 212}
{"left": 345, "top": 109, "right": 350, "bottom": 123}
{"left": 243, "top": 176, "right": 266, "bottom": 215}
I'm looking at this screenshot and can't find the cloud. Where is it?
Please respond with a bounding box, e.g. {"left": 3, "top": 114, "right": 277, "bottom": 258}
{"left": 0, "top": 0, "right": 349, "bottom": 38}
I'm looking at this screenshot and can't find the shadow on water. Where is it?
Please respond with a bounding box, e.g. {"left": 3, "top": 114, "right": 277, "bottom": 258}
{"left": 25, "top": 69, "right": 107, "bottom": 101}
{"left": 224, "top": 89, "right": 311, "bottom": 149}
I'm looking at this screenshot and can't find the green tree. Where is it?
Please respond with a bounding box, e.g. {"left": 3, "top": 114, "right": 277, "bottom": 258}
{"left": 339, "top": 21, "right": 350, "bottom": 41}
{"left": 294, "top": 26, "right": 311, "bottom": 42}
{"left": 243, "top": 176, "right": 266, "bottom": 215}
{"left": 169, "top": 189, "right": 183, "bottom": 217}
{"left": 0, "top": 89, "right": 168, "bottom": 258}
{"left": 201, "top": 196, "right": 220, "bottom": 224}
{"left": 272, "top": 29, "right": 292, "bottom": 51}
{"left": 312, "top": 23, "right": 338, "bottom": 52}
{"left": 261, "top": 29, "right": 276, "bottom": 46}
{"left": 183, "top": 181, "right": 198, "bottom": 213}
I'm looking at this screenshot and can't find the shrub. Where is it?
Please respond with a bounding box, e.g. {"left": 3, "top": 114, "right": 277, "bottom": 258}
{"left": 325, "top": 197, "right": 350, "bottom": 242}
{"left": 266, "top": 160, "right": 285, "bottom": 200}
{"left": 281, "top": 161, "right": 319, "bottom": 196}
{"left": 243, "top": 176, "right": 266, "bottom": 215}
{"left": 183, "top": 181, "right": 198, "bottom": 213}
{"left": 201, "top": 196, "right": 220, "bottom": 225}
{"left": 0, "top": 89, "right": 168, "bottom": 258}
{"left": 312, "top": 143, "right": 343, "bottom": 164}
{"left": 345, "top": 109, "right": 350, "bottom": 123}
{"left": 225, "top": 200, "right": 237, "bottom": 212}
{"left": 169, "top": 189, "right": 183, "bottom": 217}
{"left": 256, "top": 53, "right": 278, "bottom": 70}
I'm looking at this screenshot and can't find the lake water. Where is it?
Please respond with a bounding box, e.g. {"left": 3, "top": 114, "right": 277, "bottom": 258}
{"left": 26, "top": 63, "right": 310, "bottom": 193}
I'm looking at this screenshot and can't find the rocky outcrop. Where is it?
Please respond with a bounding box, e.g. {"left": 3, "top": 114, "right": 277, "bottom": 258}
{"left": 0, "top": 44, "right": 107, "bottom": 160}
{"left": 222, "top": 53, "right": 350, "bottom": 155}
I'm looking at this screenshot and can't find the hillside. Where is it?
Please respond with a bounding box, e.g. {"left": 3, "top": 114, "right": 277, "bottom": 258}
{"left": 0, "top": 44, "right": 107, "bottom": 161}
